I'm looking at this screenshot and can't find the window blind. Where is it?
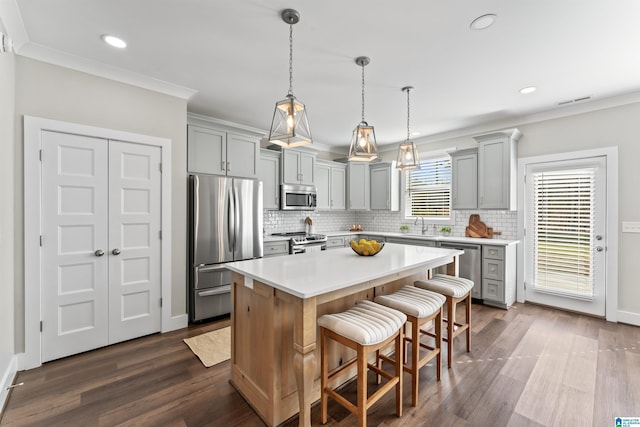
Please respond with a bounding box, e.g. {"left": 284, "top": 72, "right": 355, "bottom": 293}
{"left": 530, "top": 167, "right": 595, "bottom": 298}
{"left": 405, "top": 157, "right": 451, "bottom": 218}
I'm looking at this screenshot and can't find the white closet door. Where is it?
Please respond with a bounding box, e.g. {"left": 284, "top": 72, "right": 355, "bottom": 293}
{"left": 108, "top": 141, "right": 162, "bottom": 343}
{"left": 41, "top": 131, "right": 109, "bottom": 362}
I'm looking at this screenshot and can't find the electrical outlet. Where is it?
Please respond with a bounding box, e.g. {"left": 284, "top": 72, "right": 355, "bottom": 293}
{"left": 622, "top": 222, "right": 640, "bottom": 233}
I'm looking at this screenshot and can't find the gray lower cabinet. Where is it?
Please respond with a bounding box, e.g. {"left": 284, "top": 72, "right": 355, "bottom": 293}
{"left": 482, "top": 244, "right": 516, "bottom": 308}
{"left": 385, "top": 236, "right": 435, "bottom": 247}
{"left": 263, "top": 240, "right": 289, "bottom": 257}
{"left": 326, "top": 235, "right": 348, "bottom": 249}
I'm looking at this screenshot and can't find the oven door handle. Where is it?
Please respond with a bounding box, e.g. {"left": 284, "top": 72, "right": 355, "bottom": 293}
{"left": 198, "top": 285, "right": 231, "bottom": 297}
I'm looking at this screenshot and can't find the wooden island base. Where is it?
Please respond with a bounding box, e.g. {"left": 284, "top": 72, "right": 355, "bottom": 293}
{"left": 230, "top": 268, "right": 429, "bottom": 427}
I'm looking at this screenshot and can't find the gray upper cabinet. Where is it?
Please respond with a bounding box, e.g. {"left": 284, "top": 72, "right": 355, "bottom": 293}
{"left": 187, "top": 124, "right": 259, "bottom": 179}
{"left": 282, "top": 149, "right": 316, "bottom": 185}
{"left": 347, "top": 162, "right": 370, "bottom": 210}
{"left": 316, "top": 160, "right": 346, "bottom": 210}
{"left": 451, "top": 148, "right": 478, "bottom": 210}
{"left": 259, "top": 149, "right": 280, "bottom": 209}
{"left": 474, "top": 128, "right": 521, "bottom": 210}
{"left": 370, "top": 162, "right": 400, "bottom": 211}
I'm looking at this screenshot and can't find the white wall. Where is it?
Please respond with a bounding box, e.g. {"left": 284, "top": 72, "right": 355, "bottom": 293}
{"left": 13, "top": 57, "right": 188, "bottom": 352}
{"left": 0, "top": 20, "right": 17, "bottom": 410}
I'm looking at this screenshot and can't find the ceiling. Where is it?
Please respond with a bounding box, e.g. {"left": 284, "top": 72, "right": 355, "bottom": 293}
{"left": 2, "top": 0, "right": 640, "bottom": 152}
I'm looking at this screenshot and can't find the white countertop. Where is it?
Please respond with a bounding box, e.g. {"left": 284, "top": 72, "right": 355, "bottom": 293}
{"left": 324, "top": 231, "right": 519, "bottom": 246}
{"left": 227, "top": 243, "right": 463, "bottom": 299}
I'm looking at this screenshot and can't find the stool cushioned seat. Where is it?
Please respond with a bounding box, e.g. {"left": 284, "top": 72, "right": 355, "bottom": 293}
{"left": 317, "top": 300, "right": 407, "bottom": 346}
{"left": 415, "top": 274, "right": 474, "bottom": 297}
{"left": 375, "top": 286, "right": 445, "bottom": 318}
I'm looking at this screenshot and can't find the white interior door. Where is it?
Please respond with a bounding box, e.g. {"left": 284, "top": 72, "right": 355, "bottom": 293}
{"left": 41, "top": 131, "right": 110, "bottom": 361}
{"left": 524, "top": 156, "right": 607, "bottom": 316}
{"left": 41, "top": 132, "right": 162, "bottom": 362}
{"left": 108, "top": 141, "right": 161, "bottom": 343}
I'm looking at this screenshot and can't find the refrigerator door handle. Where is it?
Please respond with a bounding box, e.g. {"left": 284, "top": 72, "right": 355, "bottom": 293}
{"left": 227, "top": 189, "right": 234, "bottom": 250}
{"left": 198, "top": 285, "right": 231, "bottom": 297}
{"left": 233, "top": 185, "right": 240, "bottom": 249}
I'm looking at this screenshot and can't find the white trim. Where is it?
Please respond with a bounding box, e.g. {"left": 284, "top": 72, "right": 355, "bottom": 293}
{"left": 517, "top": 146, "right": 619, "bottom": 322}
{"left": 0, "top": 354, "right": 18, "bottom": 416}
{"left": 21, "top": 116, "right": 174, "bottom": 370}
{"left": 617, "top": 310, "right": 640, "bottom": 327}
{"left": 17, "top": 43, "right": 197, "bottom": 100}
{"left": 163, "top": 314, "right": 188, "bottom": 333}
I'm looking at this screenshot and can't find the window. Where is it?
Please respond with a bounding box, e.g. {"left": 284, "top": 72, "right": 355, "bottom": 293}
{"left": 404, "top": 156, "right": 452, "bottom": 221}
{"left": 529, "top": 166, "right": 596, "bottom": 298}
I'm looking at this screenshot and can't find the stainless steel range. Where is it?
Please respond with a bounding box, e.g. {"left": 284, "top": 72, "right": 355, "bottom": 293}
{"left": 272, "top": 232, "right": 328, "bottom": 254}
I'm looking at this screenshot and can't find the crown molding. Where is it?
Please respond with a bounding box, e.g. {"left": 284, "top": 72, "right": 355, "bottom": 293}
{"left": 17, "top": 42, "right": 197, "bottom": 100}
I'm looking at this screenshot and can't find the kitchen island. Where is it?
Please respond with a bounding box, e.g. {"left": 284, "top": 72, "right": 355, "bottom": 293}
{"left": 226, "top": 243, "right": 462, "bottom": 427}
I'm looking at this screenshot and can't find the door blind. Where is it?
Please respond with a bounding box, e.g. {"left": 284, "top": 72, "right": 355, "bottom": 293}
{"left": 405, "top": 157, "right": 451, "bottom": 218}
{"left": 530, "top": 167, "right": 595, "bottom": 298}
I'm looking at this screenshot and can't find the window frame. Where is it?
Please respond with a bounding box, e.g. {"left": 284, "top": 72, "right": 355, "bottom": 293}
{"left": 400, "top": 153, "right": 454, "bottom": 226}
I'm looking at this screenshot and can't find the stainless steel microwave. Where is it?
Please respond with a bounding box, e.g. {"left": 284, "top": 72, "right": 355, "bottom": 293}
{"left": 280, "top": 184, "right": 317, "bottom": 210}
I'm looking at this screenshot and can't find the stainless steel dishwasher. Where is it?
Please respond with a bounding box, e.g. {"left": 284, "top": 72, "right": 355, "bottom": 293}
{"left": 437, "top": 242, "right": 482, "bottom": 301}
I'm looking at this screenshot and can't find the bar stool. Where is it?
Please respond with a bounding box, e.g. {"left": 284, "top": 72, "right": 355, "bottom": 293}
{"left": 318, "top": 300, "right": 406, "bottom": 427}
{"left": 414, "top": 274, "right": 474, "bottom": 368}
{"left": 375, "top": 285, "right": 445, "bottom": 406}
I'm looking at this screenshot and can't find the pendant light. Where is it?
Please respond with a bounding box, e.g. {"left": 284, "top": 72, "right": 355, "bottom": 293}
{"left": 268, "top": 9, "right": 312, "bottom": 148}
{"left": 348, "top": 56, "right": 378, "bottom": 161}
{"left": 396, "top": 86, "right": 421, "bottom": 170}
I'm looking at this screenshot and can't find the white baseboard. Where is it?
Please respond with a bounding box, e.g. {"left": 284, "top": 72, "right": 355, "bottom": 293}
{"left": 162, "top": 313, "right": 188, "bottom": 333}
{"left": 0, "top": 354, "right": 18, "bottom": 416}
{"left": 617, "top": 310, "right": 640, "bottom": 327}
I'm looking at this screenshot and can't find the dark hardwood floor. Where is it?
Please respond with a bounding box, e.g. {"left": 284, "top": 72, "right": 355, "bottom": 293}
{"left": 2, "top": 302, "right": 639, "bottom": 426}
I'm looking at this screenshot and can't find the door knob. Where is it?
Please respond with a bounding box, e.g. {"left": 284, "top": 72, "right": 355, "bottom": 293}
{"left": 94, "top": 249, "right": 104, "bottom": 257}
{"left": 112, "top": 248, "right": 121, "bottom": 255}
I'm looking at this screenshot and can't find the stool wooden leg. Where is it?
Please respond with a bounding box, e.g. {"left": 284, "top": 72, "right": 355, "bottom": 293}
{"left": 321, "top": 328, "right": 328, "bottom": 425}
{"left": 465, "top": 293, "right": 471, "bottom": 352}
{"left": 395, "top": 329, "right": 403, "bottom": 417}
{"left": 447, "top": 297, "right": 455, "bottom": 368}
{"left": 410, "top": 317, "right": 419, "bottom": 406}
{"left": 357, "top": 345, "right": 367, "bottom": 427}
{"left": 435, "top": 307, "right": 442, "bottom": 380}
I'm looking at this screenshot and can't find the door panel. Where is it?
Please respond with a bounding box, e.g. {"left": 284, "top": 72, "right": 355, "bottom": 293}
{"left": 108, "top": 141, "right": 162, "bottom": 343}
{"left": 191, "top": 175, "right": 233, "bottom": 265}
{"left": 41, "top": 131, "right": 109, "bottom": 362}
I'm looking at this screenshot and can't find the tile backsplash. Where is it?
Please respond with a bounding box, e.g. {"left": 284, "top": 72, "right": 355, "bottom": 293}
{"left": 263, "top": 209, "right": 517, "bottom": 240}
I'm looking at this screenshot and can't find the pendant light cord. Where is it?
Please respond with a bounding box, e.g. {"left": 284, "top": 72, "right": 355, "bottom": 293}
{"left": 288, "top": 23, "right": 294, "bottom": 96}
{"left": 361, "top": 63, "right": 366, "bottom": 122}
{"left": 406, "top": 87, "right": 411, "bottom": 140}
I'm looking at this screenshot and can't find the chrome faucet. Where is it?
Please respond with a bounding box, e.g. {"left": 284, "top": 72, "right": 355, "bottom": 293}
{"left": 414, "top": 217, "right": 429, "bottom": 235}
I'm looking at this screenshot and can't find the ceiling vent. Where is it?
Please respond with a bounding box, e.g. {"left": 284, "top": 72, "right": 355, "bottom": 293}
{"left": 557, "top": 95, "right": 592, "bottom": 106}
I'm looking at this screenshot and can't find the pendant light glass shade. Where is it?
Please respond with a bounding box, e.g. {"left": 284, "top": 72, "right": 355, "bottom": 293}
{"left": 269, "top": 94, "right": 312, "bottom": 147}
{"left": 348, "top": 56, "right": 378, "bottom": 161}
{"left": 268, "top": 9, "right": 312, "bottom": 148}
{"left": 349, "top": 122, "right": 378, "bottom": 161}
{"left": 396, "top": 86, "right": 420, "bottom": 170}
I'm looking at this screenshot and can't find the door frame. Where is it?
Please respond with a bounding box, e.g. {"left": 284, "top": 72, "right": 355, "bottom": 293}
{"left": 22, "top": 116, "right": 175, "bottom": 369}
{"left": 516, "top": 146, "right": 619, "bottom": 322}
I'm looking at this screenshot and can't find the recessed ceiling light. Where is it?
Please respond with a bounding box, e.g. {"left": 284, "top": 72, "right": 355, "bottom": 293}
{"left": 470, "top": 14, "right": 497, "bottom": 30}
{"left": 101, "top": 34, "right": 127, "bottom": 49}
{"left": 411, "top": 131, "right": 421, "bottom": 136}
{"left": 520, "top": 86, "right": 537, "bottom": 94}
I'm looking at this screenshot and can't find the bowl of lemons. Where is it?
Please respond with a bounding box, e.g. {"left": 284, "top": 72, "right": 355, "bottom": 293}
{"left": 349, "top": 238, "right": 384, "bottom": 256}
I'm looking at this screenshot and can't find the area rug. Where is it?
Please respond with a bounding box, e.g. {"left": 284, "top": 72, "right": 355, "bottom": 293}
{"left": 183, "top": 326, "right": 231, "bottom": 367}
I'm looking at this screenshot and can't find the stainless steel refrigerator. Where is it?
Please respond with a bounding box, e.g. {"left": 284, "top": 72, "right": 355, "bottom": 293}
{"left": 188, "top": 174, "right": 263, "bottom": 322}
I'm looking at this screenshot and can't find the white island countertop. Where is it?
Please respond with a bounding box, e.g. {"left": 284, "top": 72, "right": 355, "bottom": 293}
{"left": 226, "top": 243, "right": 463, "bottom": 299}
